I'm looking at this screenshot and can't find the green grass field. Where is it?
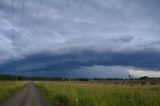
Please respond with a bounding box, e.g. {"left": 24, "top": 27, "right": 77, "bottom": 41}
{"left": 36, "top": 81, "right": 160, "bottom": 106}
{"left": 0, "top": 81, "right": 26, "bottom": 103}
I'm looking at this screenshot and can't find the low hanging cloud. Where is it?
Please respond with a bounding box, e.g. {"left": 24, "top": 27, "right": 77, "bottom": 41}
{"left": 0, "top": 0, "right": 160, "bottom": 77}
{"left": 0, "top": 52, "right": 160, "bottom": 78}
{"left": 72, "top": 65, "right": 160, "bottom": 78}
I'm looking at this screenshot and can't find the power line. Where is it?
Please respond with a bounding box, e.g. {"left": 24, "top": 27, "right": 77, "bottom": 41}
{"left": 11, "top": 0, "right": 14, "bottom": 47}
{"left": 30, "top": 0, "right": 44, "bottom": 34}
{"left": 19, "top": 0, "right": 26, "bottom": 33}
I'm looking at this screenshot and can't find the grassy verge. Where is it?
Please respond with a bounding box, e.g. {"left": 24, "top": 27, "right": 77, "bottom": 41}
{"left": 0, "top": 81, "right": 26, "bottom": 103}
{"left": 36, "top": 81, "right": 160, "bottom": 106}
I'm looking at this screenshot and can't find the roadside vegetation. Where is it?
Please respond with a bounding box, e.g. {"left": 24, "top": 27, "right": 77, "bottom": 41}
{"left": 37, "top": 81, "right": 160, "bottom": 106}
{"left": 0, "top": 81, "right": 26, "bottom": 103}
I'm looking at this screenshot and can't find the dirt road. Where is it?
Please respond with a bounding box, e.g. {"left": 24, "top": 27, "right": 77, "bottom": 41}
{"left": 1, "top": 82, "right": 47, "bottom": 106}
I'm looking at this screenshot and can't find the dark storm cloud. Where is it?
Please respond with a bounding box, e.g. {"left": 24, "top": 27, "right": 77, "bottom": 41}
{"left": 0, "top": 0, "right": 160, "bottom": 77}
{"left": 1, "top": 51, "right": 160, "bottom": 76}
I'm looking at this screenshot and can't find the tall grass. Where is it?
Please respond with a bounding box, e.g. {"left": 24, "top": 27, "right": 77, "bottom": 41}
{"left": 0, "top": 81, "right": 26, "bottom": 103}
{"left": 36, "top": 81, "right": 160, "bottom": 106}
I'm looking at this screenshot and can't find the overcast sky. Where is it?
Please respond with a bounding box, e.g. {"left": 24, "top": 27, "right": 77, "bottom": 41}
{"left": 0, "top": 0, "right": 160, "bottom": 78}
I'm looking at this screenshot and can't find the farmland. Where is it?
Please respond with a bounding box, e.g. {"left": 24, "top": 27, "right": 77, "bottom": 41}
{"left": 0, "top": 81, "right": 26, "bottom": 103}
{"left": 0, "top": 80, "right": 159, "bottom": 106}
{"left": 36, "top": 81, "right": 160, "bottom": 106}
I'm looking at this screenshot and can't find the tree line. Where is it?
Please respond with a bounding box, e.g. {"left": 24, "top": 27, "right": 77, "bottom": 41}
{"left": 0, "top": 74, "right": 68, "bottom": 81}
{"left": 0, "top": 74, "right": 159, "bottom": 81}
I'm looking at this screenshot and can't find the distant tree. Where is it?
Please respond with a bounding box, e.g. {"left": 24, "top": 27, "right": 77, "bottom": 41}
{"left": 129, "top": 74, "right": 133, "bottom": 80}
{"left": 140, "top": 76, "right": 149, "bottom": 80}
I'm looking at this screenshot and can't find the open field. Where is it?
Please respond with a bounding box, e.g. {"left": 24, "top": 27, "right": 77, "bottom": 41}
{"left": 0, "top": 80, "right": 159, "bottom": 106}
{"left": 0, "top": 81, "right": 26, "bottom": 104}
{"left": 36, "top": 81, "right": 160, "bottom": 106}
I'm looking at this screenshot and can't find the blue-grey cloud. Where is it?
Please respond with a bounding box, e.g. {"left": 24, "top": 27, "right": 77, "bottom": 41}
{"left": 0, "top": 51, "right": 160, "bottom": 77}
{"left": 0, "top": 0, "right": 160, "bottom": 77}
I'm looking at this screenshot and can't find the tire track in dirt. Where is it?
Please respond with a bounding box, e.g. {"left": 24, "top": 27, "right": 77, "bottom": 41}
{"left": 1, "top": 82, "right": 47, "bottom": 106}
